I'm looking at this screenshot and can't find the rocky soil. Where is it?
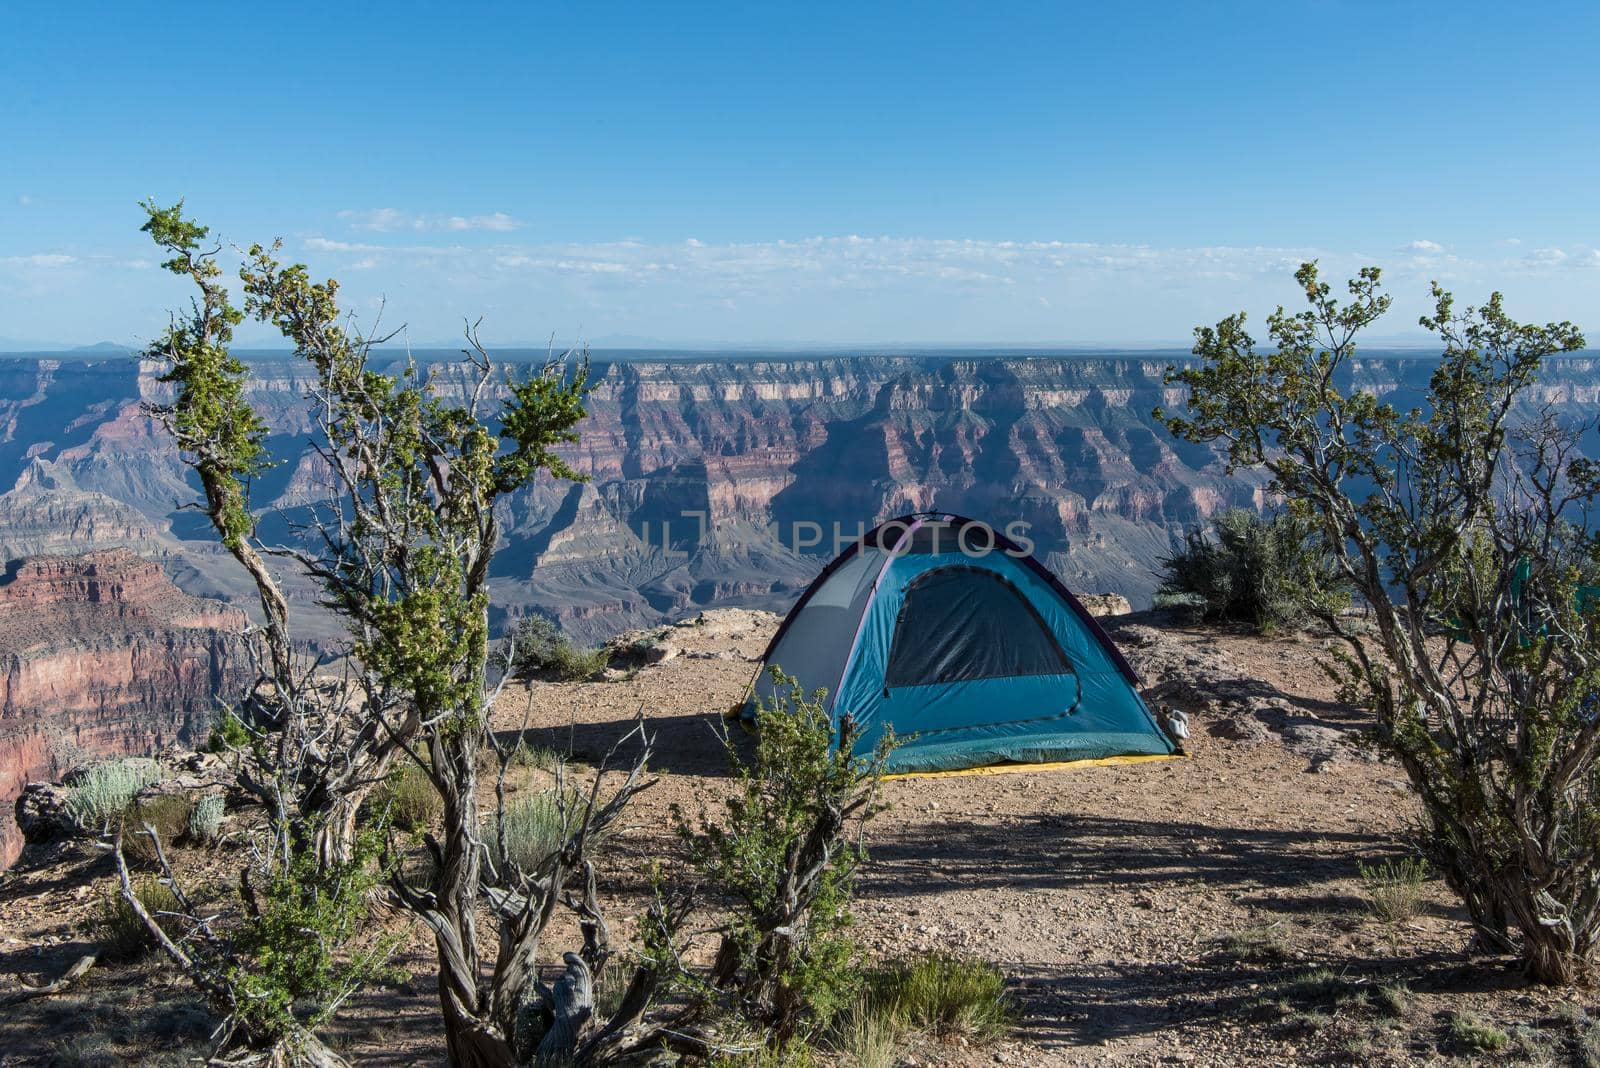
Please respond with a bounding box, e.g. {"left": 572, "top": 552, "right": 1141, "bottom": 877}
{"left": 1, "top": 609, "right": 1596, "bottom": 1065}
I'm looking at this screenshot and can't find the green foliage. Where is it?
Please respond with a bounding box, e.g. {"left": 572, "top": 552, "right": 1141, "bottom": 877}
{"left": 1157, "top": 261, "right": 1600, "bottom": 983}
{"left": 140, "top": 201, "right": 272, "bottom": 551}
{"left": 98, "top": 877, "right": 179, "bottom": 960}
{"left": 835, "top": 997, "right": 903, "bottom": 1068}
{"left": 1373, "top": 981, "right": 1411, "bottom": 1018}
{"left": 1159, "top": 507, "right": 1348, "bottom": 632}
{"left": 495, "top": 357, "right": 591, "bottom": 490}
{"left": 66, "top": 759, "right": 162, "bottom": 829}
{"left": 206, "top": 708, "right": 251, "bottom": 752}
{"left": 187, "top": 794, "right": 226, "bottom": 845}
{"left": 372, "top": 761, "right": 442, "bottom": 832}
{"left": 1213, "top": 923, "right": 1293, "bottom": 963}
{"left": 223, "top": 832, "right": 399, "bottom": 1039}
{"left": 498, "top": 615, "right": 611, "bottom": 680}
{"left": 509, "top": 740, "right": 557, "bottom": 771}
{"left": 485, "top": 791, "right": 567, "bottom": 876}
{"left": 1447, "top": 1011, "right": 1510, "bottom": 1053}
{"left": 545, "top": 642, "right": 612, "bottom": 682}
{"left": 496, "top": 615, "right": 562, "bottom": 670}
{"left": 1278, "top": 967, "right": 1342, "bottom": 1003}
{"left": 138, "top": 201, "right": 599, "bottom": 1061}
{"left": 866, "top": 952, "right": 1014, "bottom": 1039}
{"left": 1357, "top": 856, "right": 1430, "bottom": 924}
{"left": 676, "top": 668, "right": 893, "bottom": 1039}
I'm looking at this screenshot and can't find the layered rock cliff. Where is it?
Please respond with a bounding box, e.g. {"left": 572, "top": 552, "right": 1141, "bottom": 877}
{"left": 3, "top": 352, "right": 1599, "bottom": 644}
{"left": 0, "top": 549, "right": 249, "bottom": 865}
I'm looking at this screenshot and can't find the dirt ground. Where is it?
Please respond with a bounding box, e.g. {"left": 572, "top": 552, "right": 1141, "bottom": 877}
{"left": 3, "top": 609, "right": 1597, "bottom": 1066}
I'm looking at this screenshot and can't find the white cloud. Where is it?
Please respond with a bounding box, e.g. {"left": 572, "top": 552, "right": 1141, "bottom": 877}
{"left": 16, "top": 195, "right": 31, "bottom": 206}
{"left": 339, "top": 208, "right": 524, "bottom": 233}
{"left": 1, "top": 253, "right": 76, "bottom": 267}
{"left": 11, "top": 229, "right": 1595, "bottom": 346}
{"left": 290, "top": 233, "right": 1377, "bottom": 290}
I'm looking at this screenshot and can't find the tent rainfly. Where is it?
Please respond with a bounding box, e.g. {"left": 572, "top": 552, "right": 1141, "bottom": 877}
{"left": 744, "top": 512, "right": 1177, "bottom": 775}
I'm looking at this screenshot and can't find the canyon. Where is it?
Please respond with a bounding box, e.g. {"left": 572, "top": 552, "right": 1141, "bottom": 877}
{"left": 2, "top": 350, "right": 1599, "bottom": 866}
{"left": 6, "top": 351, "right": 1600, "bottom": 642}
{"left": 0, "top": 353, "right": 1273, "bottom": 635}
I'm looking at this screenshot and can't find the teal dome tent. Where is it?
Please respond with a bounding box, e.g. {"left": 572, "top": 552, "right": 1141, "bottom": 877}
{"left": 745, "top": 513, "right": 1177, "bottom": 775}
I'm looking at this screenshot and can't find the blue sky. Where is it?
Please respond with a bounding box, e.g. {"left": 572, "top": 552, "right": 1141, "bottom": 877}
{"left": 2, "top": 2, "right": 1597, "bottom": 346}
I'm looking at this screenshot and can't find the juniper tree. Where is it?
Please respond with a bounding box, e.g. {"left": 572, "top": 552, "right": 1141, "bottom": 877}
{"left": 1158, "top": 261, "right": 1600, "bottom": 983}
{"left": 129, "top": 200, "right": 595, "bottom": 1065}
{"left": 131, "top": 202, "right": 891, "bottom": 1065}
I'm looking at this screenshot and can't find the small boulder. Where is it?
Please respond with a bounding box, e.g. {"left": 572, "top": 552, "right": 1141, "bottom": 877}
{"left": 1208, "top": 714, "right": 1274, "bottom": 744}
{"left": 1078, "top": 593, "right": 1133, "bottom": 618}
{"left": 15, "top": 782, "right": 73, "bottom": 842}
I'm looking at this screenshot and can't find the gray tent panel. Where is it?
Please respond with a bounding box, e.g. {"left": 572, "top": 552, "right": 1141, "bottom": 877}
{"left": 751, "top": 546, "right": 883, "bottom": 710}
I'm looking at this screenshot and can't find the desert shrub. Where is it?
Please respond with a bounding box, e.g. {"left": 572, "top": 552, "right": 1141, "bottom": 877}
{"left": 676, "top": 667, "right": 894, "bottom": 1041}
{"left": 1447, "top": 1011, "right": 1510, "bottom": 1053}
{"left": 206, "top": 708, "right": 251, "bottom": 752}
{"left": 496, "top": 614, "right": 562, "bottom": 669}
{"left": 484, "top": 791, "right": 566, "bottom": 876}
{"left": 550, "top": 642, "right": 612, "bottom": 681}
{"left": 121, "top": 792, "right": 194, "bottom": 865}
{"left": 187, "top": 794, "right": 226, "bottom": 844}
{"left": 1357, "top": 856, "right": 1430, "bottom": 923}
{"left": 99, "top": 877, "right": 179, "bottom": 960}
{"left": 1373, "top": 981, "right": 1411, "bottom": 1018}
{"left": 510, "top": 740, "right": 557, "bottom": 771}
{"left": 1213, "top": 923, "right": 1292, "bottom": 962}
{"left": 221, "top": 838, "right": 401, "bottom": 1041}
{"left": 65, "top": 759, "right": 162, "bottom": 829}
{"left": 497, "top": 615, "right": 611, "bottom": 681}
{"left": 836, "top": 997, "right": 903, "bottom": 1068}
{"left": 373, "top": 762, "right": 442, "bottom": 832}
{"left": 1279, "top": 967, "right": 1342, "bottom": 1003}
{"left": 1158, "top": 508, "right": 1347, "bottom": 633}
{"left": 868, "top": 952, "right": 1014, "bottom": 1039}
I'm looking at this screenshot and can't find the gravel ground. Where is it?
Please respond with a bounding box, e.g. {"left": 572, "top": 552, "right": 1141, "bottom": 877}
{"left": 2, "top": 609, "right": 1594, "bottom": 1065}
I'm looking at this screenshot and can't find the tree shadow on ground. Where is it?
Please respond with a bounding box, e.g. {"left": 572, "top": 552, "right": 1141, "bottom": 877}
{"left": 1009, "top": 947, "right": 1525, "bottom": 1050}
{"left": 326, "top": 957, "right": 451, "bottom": 1066}
{"left": 492, "top": 709, "right": 745, "bottom": 779}
{"left": 861, "top": 813, "right": 1385, "bottom": 898}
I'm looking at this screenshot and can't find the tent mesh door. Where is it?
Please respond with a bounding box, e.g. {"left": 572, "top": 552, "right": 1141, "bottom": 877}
{"left": 883, "top": 565, "right": 1071, "bottom": 687}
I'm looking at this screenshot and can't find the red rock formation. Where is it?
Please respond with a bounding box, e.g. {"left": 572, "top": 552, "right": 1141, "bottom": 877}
{"left": 0, "top": 549, "right": 249, "bottom": 866}
{"left": 5, "top": 353, "right": 1600, "bottom": 643}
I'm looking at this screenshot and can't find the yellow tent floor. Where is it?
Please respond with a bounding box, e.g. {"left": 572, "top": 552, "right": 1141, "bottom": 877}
{"left": 884, "top": 752, "right": 1184, "bottom": 780}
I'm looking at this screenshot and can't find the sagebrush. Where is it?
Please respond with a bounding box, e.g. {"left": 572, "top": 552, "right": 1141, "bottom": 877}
{"left": 65, "top": 759, "right": 161, "bottom": 829}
